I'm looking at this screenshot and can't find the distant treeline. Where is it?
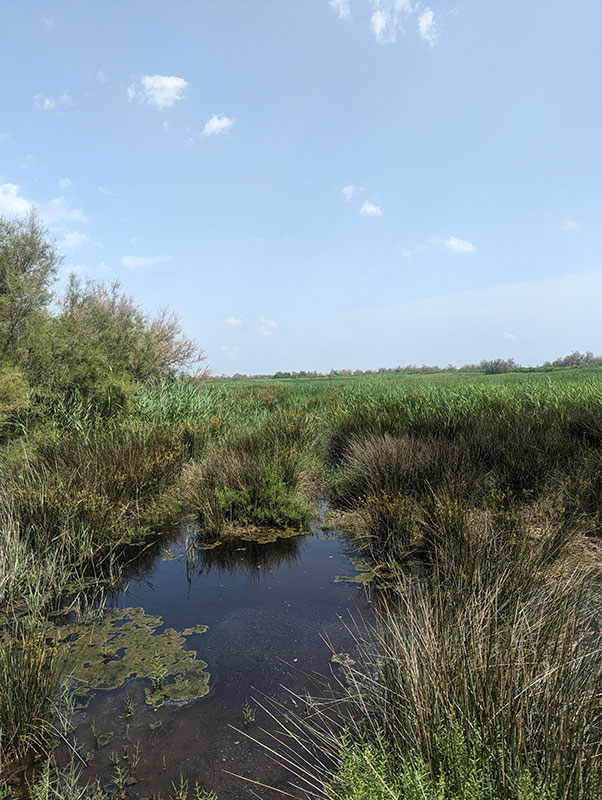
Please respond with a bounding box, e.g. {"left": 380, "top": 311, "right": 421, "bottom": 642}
{"left": 217, "top": 351, "right": 602, "bottom": 380}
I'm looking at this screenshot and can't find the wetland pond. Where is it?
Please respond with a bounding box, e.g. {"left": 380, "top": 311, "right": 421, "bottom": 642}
{"left": 54, "top": 518, "right": 369, "bottom": 799}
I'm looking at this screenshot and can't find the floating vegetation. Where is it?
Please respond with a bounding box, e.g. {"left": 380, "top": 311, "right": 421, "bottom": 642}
{"left": 160, "top": 548, "right": 181, "bottom": 561}
{"left": 50, "top": 607, "right": 210, "bottom": 708}
{"left": 180, "top": 624, "right": 208, "bottom": 636}
{"left": 331, "top": 652, "right": 356, "bottom": 668}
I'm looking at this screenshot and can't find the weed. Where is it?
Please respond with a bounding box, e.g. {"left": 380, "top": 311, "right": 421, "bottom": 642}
{"left": 122, "top": 695, "right": 135, "bottom": 718}
{"left": 242, "top": 697, "right": 256, "bottom": 727}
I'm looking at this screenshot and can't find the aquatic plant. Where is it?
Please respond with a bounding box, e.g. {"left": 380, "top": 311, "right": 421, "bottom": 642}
{"left": 50, "top": 607, "right": 210, "bottom": 708}
{"left": 122, "top": 695, "right": 135, "bottom": 718}
{"left": 242, "top": 697, "right": 256, "bottom": 727}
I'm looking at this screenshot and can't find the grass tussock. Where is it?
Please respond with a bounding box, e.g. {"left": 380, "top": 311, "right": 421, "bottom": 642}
{"left": 182, "top": 411, "right": 323, "bottom": 535}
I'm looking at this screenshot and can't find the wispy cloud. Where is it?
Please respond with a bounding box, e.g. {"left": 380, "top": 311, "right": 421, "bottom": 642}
{"left": 61, "top": 231, "right": 89, "bottom": 251}
{"left": 42, "top": 196, "right": 88, "bottom": 225}
{"left": 34, "top": 92, "right": 72, "bottom": 112}
{"left": 401, "top": 234, "right": 475, "bottom": 257}
{"left": 202, "top": 114, "right": 235, "bottom": 137}
{"left": 20, "top": 153, "right": 37, "bottom": 169}
{"left": 0, "top": 132, "right": 10, "bottom": 142}
{"left": 259, "top": 318, "right": 278, "bottom": 336}
{"left": 58, "top": 177, "right": 72, "bottom": 189}
{"left": 331, "top": 0, "right": 440, "bottom": 47}
{"left": 401, "top": 243, "right": 427, "bottom": 258}
{"left": 121, "top": 254, "right": 171, "bottom": 269}
{"left": 417, "top": 7, "right": 439, "bottom": 47}
{"left": 342, "top": 184, "right": 362, "bottom": 201}
{"left": 221, "top": 345, "right": 240, "bottom": 359}
{"left": 128, "top": 75, "right": 188, "bottom": 110}
{"left": 224, "top": 316, "right": 243, "bottom": 327}
{"left": 503, "top": 332, "right": 518, "bottom": 341}
{"left": 370, "top": 0, "right": 414, "bottom": 45}
{"left": 441, "top": 235, "right": 475, "bottom": 254}
{"left": 560, "top": 219, "right": 578, "bottom": 231}
{"left": 360, "top": 200, "right": 383, "bottom": 217}
{"left": 98, "top": 185, "right": 120, "bottom": 197}
{"left": 42, "top": 15, "right": 54, "bottom": 27}
{"left": 329, "top": 0, "right": 351, "bottom": 20}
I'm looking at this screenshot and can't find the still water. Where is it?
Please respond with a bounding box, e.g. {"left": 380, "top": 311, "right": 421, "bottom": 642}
{"left": 60, "top": 523, "right": 367, "bottom": 799}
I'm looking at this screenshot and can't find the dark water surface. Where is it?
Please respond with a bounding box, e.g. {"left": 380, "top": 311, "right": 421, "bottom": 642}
{"left": 62, "top": 524, "right": 368, "bottom": 799}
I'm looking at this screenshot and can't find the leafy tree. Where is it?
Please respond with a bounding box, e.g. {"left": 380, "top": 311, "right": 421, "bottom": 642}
{"left": 0, "top": 211, "right": 60, "bottom": 358}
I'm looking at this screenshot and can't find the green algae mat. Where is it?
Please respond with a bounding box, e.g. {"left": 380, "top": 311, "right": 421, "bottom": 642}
{"left": 51, "top": 607, "right": 209, "bottom": 708}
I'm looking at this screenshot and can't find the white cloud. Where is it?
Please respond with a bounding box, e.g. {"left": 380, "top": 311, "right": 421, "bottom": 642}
{"left": 129, "top": 75, "right": 188, "bottom": 110}
{"left": 503, "top": 332, "right": 518, "bottom": 341}
{"left": 342, "top": 184, "right": 362, "bottom": 201}
{"left": 442, "top": 236, "right": 475, "bottom": 254}
{"left": 560, "top": 219, "right": 578, "bottom": 231}
{"left": 417, "top": 7, "right": 439, "bottom": 47}
{"left": 360, "top": 200, "right": 383, "bottom": 217}
{"left": 162, "top": 120, "right": 169, "bottom": 133}
{"left": 330, "top": 0, "right": 351, "bottom": 20}
{"left": 42, "top": 196, "right": 88, "bottom": 225}
{"left": 43, "top": 15, "right": 54, "bottom": 27}
{"left": 61, "top": 231, "right": 89, "bottom": 250}
{"left": 0, "top": 183, "right": 32, "bottom": 217}
{"left": 224, "top": 316, "right": 243, "bottom": 327}
{"left": 58, "top": 177, "right": 72, "bottom": 189}
{"left": 98, "top": 185, "right": 120, "bottom": 197}
{"left": 202, "top": 114, "right": 235, "bottom": 137}
{"left": 96, "top": 68, "right": 107, "bottom": 83}
{"left": 121, "top": 254, "right": 171, "bottom": 269}
{"left": 34, "top": 92, "right": 71, "bottom": 112}
{"left": 259, "top": 318, "right": 278, "bottom": 337}
{"left": 20, "top": 153, "right": 37, "bottom": 169}
{"left": 0, "top": 184, "right": 91, "bottom": 232}
{"left": 370, "top": 0, "right": 414, "bottom": 44}
{"left": 0, "top": 132, "right": 10, "bottom": 142}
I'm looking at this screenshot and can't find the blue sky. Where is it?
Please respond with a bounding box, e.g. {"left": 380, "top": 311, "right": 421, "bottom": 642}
{"left": 2, "top": 0, "right": 601, "bottom": 374}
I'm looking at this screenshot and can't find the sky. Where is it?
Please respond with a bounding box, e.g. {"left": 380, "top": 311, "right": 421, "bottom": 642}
{"left": 1, "top": 0, "right": 602, "bottom": 374}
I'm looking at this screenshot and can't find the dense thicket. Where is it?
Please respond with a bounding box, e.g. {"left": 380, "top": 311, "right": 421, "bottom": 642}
{"left": 0, "top": 211, "right": 206, "bottom": 425}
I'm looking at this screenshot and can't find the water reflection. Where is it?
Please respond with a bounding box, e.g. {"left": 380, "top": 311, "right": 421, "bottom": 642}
{"left": 187, "top": 533, "right": 303, "bottom": 580}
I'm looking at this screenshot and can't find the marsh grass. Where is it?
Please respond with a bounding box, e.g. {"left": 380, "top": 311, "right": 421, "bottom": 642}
{"left": 0, "top": 619, "right": 59, "bottom": 763}
{"left": 3, "top": 370, "right": 602, "bottom": 783}
{"left": 182, "top": 410, "right": 322, "bottom": 534}
{"left": 248, "top": 510, "right": 601, "bottom": 800}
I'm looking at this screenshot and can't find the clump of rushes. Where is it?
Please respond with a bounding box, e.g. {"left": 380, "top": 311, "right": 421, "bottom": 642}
{"left": 6, "top": 422, "right": 185, "bottom": 550}
{"left": 260, "top": 510, "right": 602, "bottom": 800}
{"left": 0, "top": 618, "right": 58, "bottom": 762}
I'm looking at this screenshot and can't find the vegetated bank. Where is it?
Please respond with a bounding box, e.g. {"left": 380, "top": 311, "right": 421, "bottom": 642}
{"left": 0, "top": 212, "right": 601, "bottom": 799}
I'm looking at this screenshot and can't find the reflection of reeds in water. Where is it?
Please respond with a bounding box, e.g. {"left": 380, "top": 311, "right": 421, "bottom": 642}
{"left": 187, "top": 535, "right": 303, "bottom": 581}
